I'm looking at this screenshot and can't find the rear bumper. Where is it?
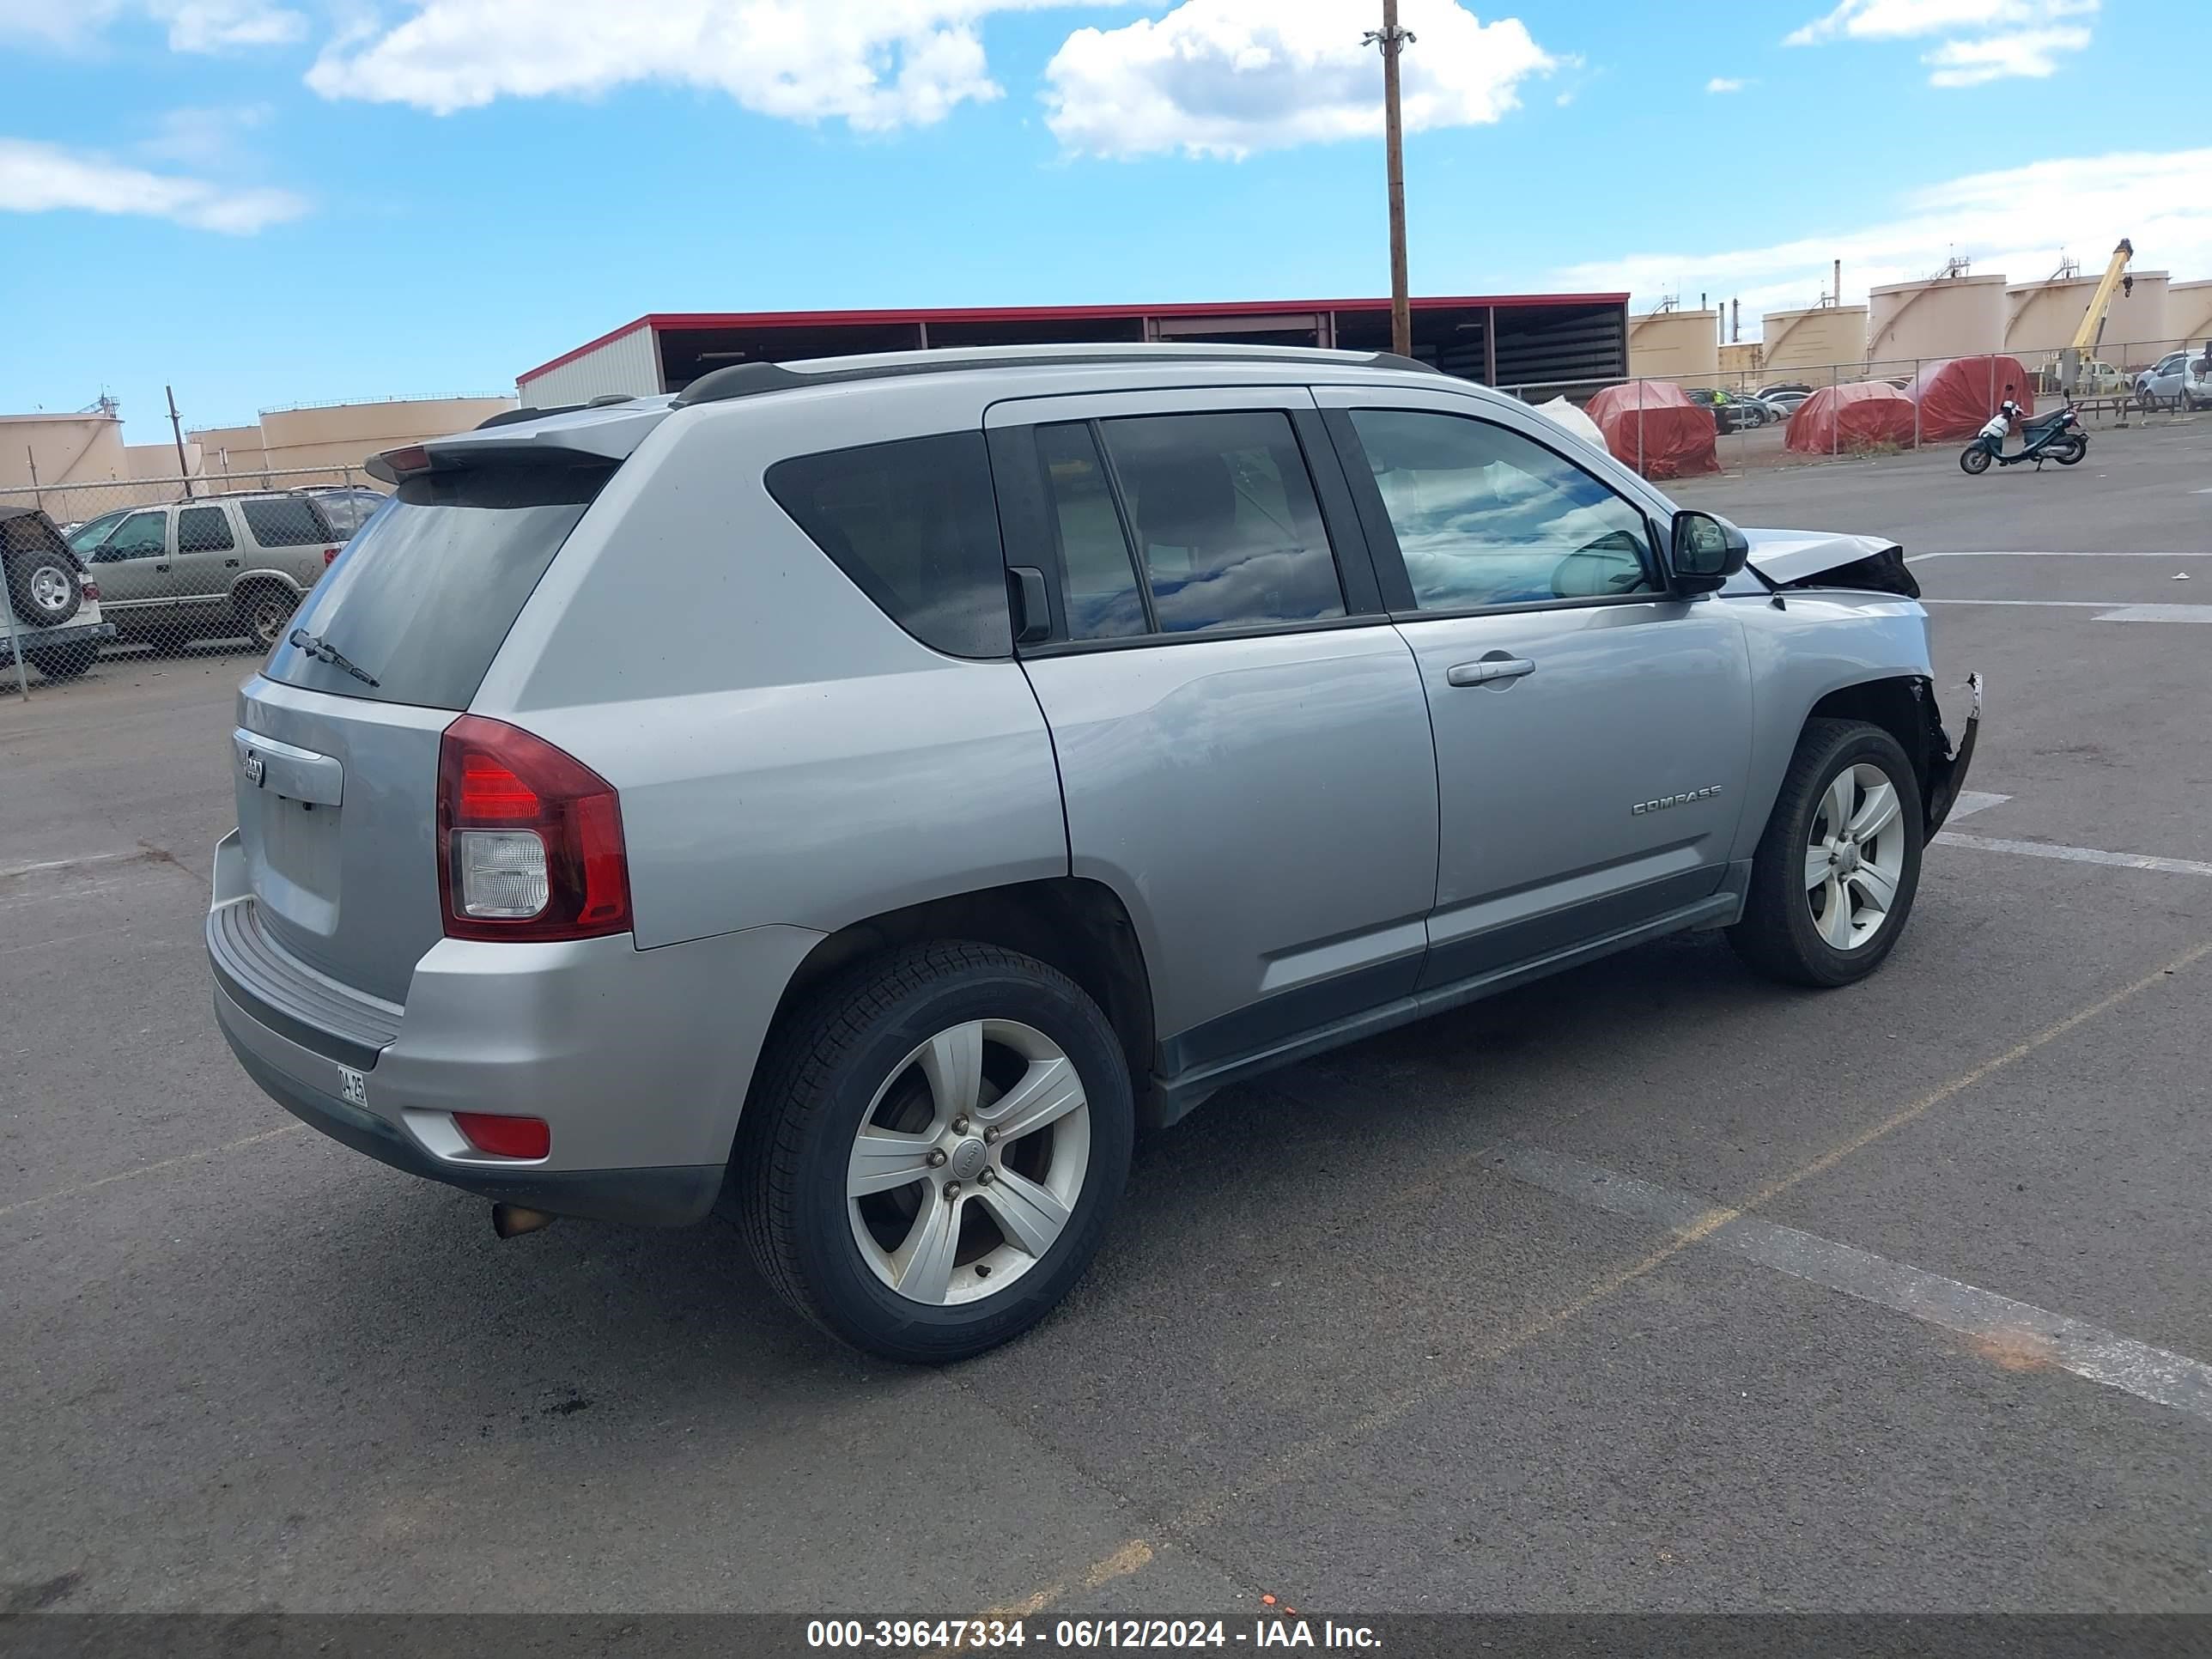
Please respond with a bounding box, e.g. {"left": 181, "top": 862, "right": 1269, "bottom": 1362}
{"left": 0, "top": 617, "right": 114, "bottom": 665}
{"left": 206, "top": 830, "right": 824, "bottom": 1227}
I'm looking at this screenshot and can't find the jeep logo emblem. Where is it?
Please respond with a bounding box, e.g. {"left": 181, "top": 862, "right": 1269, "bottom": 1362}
{"left": 242, "top": 752, "right": 266, "bottom": 788}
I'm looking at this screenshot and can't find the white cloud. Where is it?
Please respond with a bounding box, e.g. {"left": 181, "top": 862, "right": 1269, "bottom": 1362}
{"left": 1784, "top": 0, "right": 2096, "bottom": 87}
{"left": 1042, "top": 0, "right": 1555, "bottom": 160}
{"left": 1553, "top": 146, "right": 2212, "bottom": 343}
{"left": 1784, "top": 0, "right": 2093, "bottom": 45}
{"left": 307, "top": 0, "right": 1085, "bottom": 129}
{"left": 1923, "top": 26, "right": 2088, "bottom": 86}
{"left": 0, "top": 0, "right": 303, "bottom": 50}
{"left": 1705, "top": 76, "right": 1750, "bottom": 93}
{"left": 139, "top": 103, "right": 276, "bottom": 168}
{"left": 0, "top": 137, "right": 307, "bottom": 232}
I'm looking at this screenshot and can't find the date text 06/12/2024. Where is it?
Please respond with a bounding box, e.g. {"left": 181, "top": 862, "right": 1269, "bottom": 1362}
{"left": 804, "top": 1618, "right": 1382, "bottom": 1650}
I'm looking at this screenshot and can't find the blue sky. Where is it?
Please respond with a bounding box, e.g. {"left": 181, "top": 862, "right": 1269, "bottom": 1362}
{"left": 2, "top": 0, "right": 2206, "bottom": 443}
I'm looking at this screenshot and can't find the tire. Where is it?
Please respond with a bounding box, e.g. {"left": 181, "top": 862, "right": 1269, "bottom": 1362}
{"left": 2054, "top": 437, "right": 2087, "bottom": 465}
{"left": 4, "top": 549, "right": 82, "bottom": 629}
{"left": 1729, "top": 719, "right": 1924, "bottom": 989}
{"left": 235, "top": 585, "right": 297, "bottom": 650}
{"left": 736, "top": 942, "right": 1134, "bottom": 1363}
{"left": 1959, "top": 445, "right": 1992, "bottom": 475}
{"left": 27, "top": 641, "right": 97, "bottom": 681}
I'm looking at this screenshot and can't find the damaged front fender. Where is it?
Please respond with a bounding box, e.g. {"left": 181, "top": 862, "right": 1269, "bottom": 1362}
{"left": 1921, "top": 671, "right": 1984, "bottom": 836}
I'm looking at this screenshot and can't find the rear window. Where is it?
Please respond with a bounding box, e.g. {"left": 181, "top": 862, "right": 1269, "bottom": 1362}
{"left": 765, "top": 432, "right": 1011, "bottom": 659}
{"left": 263, "top": 466, "right": 609, "bottom": 708}
{"left": 241, "top": 497, "right": 336, "bottom": 548}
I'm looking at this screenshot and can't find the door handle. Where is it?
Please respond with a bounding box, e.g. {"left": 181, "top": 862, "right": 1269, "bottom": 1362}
{"left": 154, "top": 562, "right": 171, "bottom": 572}
{"left": 1446, "top": 657, "right": 1536, "bottom": 687}
{"left": 223, "top": 558, "right": 240, "bottom": 567}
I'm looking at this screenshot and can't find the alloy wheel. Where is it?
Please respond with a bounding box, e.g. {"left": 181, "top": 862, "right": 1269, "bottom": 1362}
{"left": 1804, "top": 762, "right": 1908, "bottom": 951}
{"left": 846, "top": 1018, "right": 1091, "bottom": 1307}
{"left": 29, "top": 564, "right": 73, "bottom": 617}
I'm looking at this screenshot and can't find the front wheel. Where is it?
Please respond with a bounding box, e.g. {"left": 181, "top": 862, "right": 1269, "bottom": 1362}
{"left": 1959, "top": 444, "right": 1992, "bottom": 475}
{"left": 1730, "top": 719, "right": 1924, "bottom": 988}
{"left": 736, "top": 943, "right": 1134, "bottom": 1363}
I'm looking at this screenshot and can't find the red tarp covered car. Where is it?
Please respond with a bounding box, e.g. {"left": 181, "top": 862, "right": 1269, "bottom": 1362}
{"left": 1906, "top": 356, "right": 2034, "bottom": 441}
{"left": 1583, "top": 380, "right": 1719, "bottom": 479}
{"left": 1785, "top": 381, "right": 1921, "bottom": 453}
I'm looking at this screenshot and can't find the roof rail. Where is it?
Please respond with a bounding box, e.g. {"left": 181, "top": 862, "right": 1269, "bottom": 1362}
{"left": 671, "top": 343, "right": 1440, "bottom": 408}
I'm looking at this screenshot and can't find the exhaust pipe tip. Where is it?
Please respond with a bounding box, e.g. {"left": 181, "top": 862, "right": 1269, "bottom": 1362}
{"left": 490, "top": 1202, "right": 556, "bottom": 1240}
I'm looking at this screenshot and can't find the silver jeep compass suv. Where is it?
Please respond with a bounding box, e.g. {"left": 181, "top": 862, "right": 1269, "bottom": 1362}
{"left": 207, "top": 345, "right": 1978, "bottom": 1362}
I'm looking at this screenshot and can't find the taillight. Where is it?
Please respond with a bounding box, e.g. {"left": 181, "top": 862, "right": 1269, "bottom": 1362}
{"left": 453, "top": 1112, "right": 551, "bottom": 1159}
{"left": 323, "top": 546, "right": 339, "bottom": 565}
{"left": 436, "top": 714, "right": 630, "bottom": 942}
{"left": 82, "top": 581, "right": 100, "bottom": 601}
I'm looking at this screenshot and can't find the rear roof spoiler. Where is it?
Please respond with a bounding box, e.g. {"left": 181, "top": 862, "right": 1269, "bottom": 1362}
{"left": 368, "top": 399, "right": 672, "bottom": 483}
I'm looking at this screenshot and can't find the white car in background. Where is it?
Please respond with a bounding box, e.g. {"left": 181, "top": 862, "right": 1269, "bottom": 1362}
{"left": 1, "top": 506, "right": 116, "bottom": 682}
{"left": 2135, "top": 350, "right": 2209, "bottom": 411}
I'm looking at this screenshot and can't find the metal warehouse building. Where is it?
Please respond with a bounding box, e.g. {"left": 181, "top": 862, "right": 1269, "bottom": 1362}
{"left": 516, "top": 293, "right": 1630, "bottom": 407}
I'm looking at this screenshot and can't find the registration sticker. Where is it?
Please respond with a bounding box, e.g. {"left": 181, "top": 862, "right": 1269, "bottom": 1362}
{"left": 338, "top": 1067, "right": 368, "bottom": 1108}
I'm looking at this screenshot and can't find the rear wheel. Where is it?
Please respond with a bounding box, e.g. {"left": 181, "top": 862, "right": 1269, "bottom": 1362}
{"left": 236, "top": 585, "right": 297, "bottom": 650}
{"left": 1959, "top": 445, "right": 1992, "bottom": 475}
{"left": 27, "top": 641, "right": 97, "bottom": 681}
{"left": 2054, "top": 437, "right": 2087, "bottom": 465}
{"left": 737, "top": 943, "right": 1134, "bottom": 1363}
{"left": 1730, "top": 719, "right": 1923, "bottom": 988}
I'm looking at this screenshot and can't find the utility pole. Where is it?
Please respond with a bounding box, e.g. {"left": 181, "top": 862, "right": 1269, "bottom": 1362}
{"left": 1365, "top": 3, "right": 1416, "bottom": 359}
{"left": 167, "top": 386, "right": 195, "bottom": 498}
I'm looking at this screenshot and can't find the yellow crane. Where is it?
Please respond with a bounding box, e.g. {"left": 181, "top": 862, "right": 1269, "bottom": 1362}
{"left": 2057, "top": 238, "right": 2133, "bottom": 396}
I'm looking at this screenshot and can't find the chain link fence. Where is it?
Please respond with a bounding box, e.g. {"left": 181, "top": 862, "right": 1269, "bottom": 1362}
{"left": 1497, "top": 334, "right": 2207, "bottom": 483}
{"left": 1, "top": 467, "right": 387, "bottom": 698}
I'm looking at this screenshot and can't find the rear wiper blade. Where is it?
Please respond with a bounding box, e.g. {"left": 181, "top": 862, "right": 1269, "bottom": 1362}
{"left": 287, "top": 627, "right": 380, "bottom": 688}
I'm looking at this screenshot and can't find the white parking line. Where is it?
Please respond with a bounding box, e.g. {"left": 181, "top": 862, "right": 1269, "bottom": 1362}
{"left": 1491, "top": 1142, "right": 2212, "bottom": 1425}
{"left": 1935, "top": 832, "right": 2212, "bottom": 879}
{"left": 1946, "top": 791, "right": 2011, "bottom": 821}
{"left": 0, "top": 850, "right": 148, "bottom": 881}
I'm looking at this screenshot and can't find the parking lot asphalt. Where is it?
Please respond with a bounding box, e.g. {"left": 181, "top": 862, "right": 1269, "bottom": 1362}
{"left": 3, "top": 421, "right": 2209, "bottom": 1617}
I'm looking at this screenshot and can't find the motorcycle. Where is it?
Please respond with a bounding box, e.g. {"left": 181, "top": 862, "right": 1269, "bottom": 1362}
{"left": 1959, "top": 404, "right": 2087, "bottom": 474}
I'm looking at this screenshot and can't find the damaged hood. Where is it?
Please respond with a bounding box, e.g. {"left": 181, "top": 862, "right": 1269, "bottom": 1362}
{"left": 1739, "top": 527, "right": 1900, "bottom": 586}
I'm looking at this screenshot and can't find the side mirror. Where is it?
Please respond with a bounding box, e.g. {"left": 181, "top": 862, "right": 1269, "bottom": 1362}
{"left": 1669, "top": 510, "right": 1750, "bottom": 594}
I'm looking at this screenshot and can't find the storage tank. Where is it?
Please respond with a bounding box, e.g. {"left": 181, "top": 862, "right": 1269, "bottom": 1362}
{"left": 0, "top": 413, "right": 129, "bottom": 492}
{"left": 2167, "top": 281, "right": 2212, "bottom": 357}
{"left": 1867, "top": 275, "right": 2005, "bottom": 365}
{"left": 2006, "top": 270, "right": 2169, "bottom": 368}
{"left": 1626, "top": 308, "right": 1720, "bottom": 382}
{"left": 1758, "top": 305, "right": 1868, "bottom": 376}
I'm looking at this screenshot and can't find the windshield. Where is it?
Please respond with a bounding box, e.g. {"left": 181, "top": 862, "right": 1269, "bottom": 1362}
{"left": 260, "top": 465, "right": 610, "bottom": 709}
{"left": 66, "top": 508, "right": 131, "bottom": 553}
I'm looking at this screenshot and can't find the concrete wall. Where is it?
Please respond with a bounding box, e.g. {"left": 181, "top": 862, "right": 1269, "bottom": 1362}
{"left": 1868, "top": 276, "right": 2005, "bottom": 363}
{"left": 519, "top": 324, "right": 662, "bottom": 407}
{"left": 2166, "top": 281, "right": 2212, "bottom": 356}
{"left": 1759, "top": 306, "right": 1869, "bottom": 375}
{"left": 2005, "top": 271, "right": 2170, "bottom": 367}
{"left": 0, "top": 415, "right": 130, "bottom": 490}
{"left": 1626, "top": 309, "right": 1720, "bottom": 381}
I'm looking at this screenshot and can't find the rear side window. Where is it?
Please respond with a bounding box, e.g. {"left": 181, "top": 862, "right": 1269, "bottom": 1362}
{"left": 263, "top": 466, "right": 609, "bottom": 709}
{"left": 178, "top": 506, "right": 234, "bottom": 552}
{"left": 765, "top": 432, "right": 1010, "bottom": 659}
{"left": 241, "top": 497, "right": 334, "bottom": 548}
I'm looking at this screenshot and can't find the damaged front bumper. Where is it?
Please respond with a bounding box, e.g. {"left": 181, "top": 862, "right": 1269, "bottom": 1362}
{"left": 1922, "top": 671, "right": 1984, "bottom": 836}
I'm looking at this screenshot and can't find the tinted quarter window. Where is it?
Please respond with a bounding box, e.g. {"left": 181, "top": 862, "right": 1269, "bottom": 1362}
{"left": 1347, "top": 409, "right": 1659, "bottom": 610}
{"left": 1036, "top": 423, "right": 1146, "bottom": 641}
{"left": 1097, "top": 411, "right": 1343, "bottom": 635}
{"left": 240, "top": 497, "right": 334, "bottom": 548}
{"left": 177, "top": 506, "right": 235, "bottom": 552}
{"left": 766, "top": 431, "right": 1011, "bottom": 659}
{"left": 264, "top": 465, "right": 608, "bottom": 709}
